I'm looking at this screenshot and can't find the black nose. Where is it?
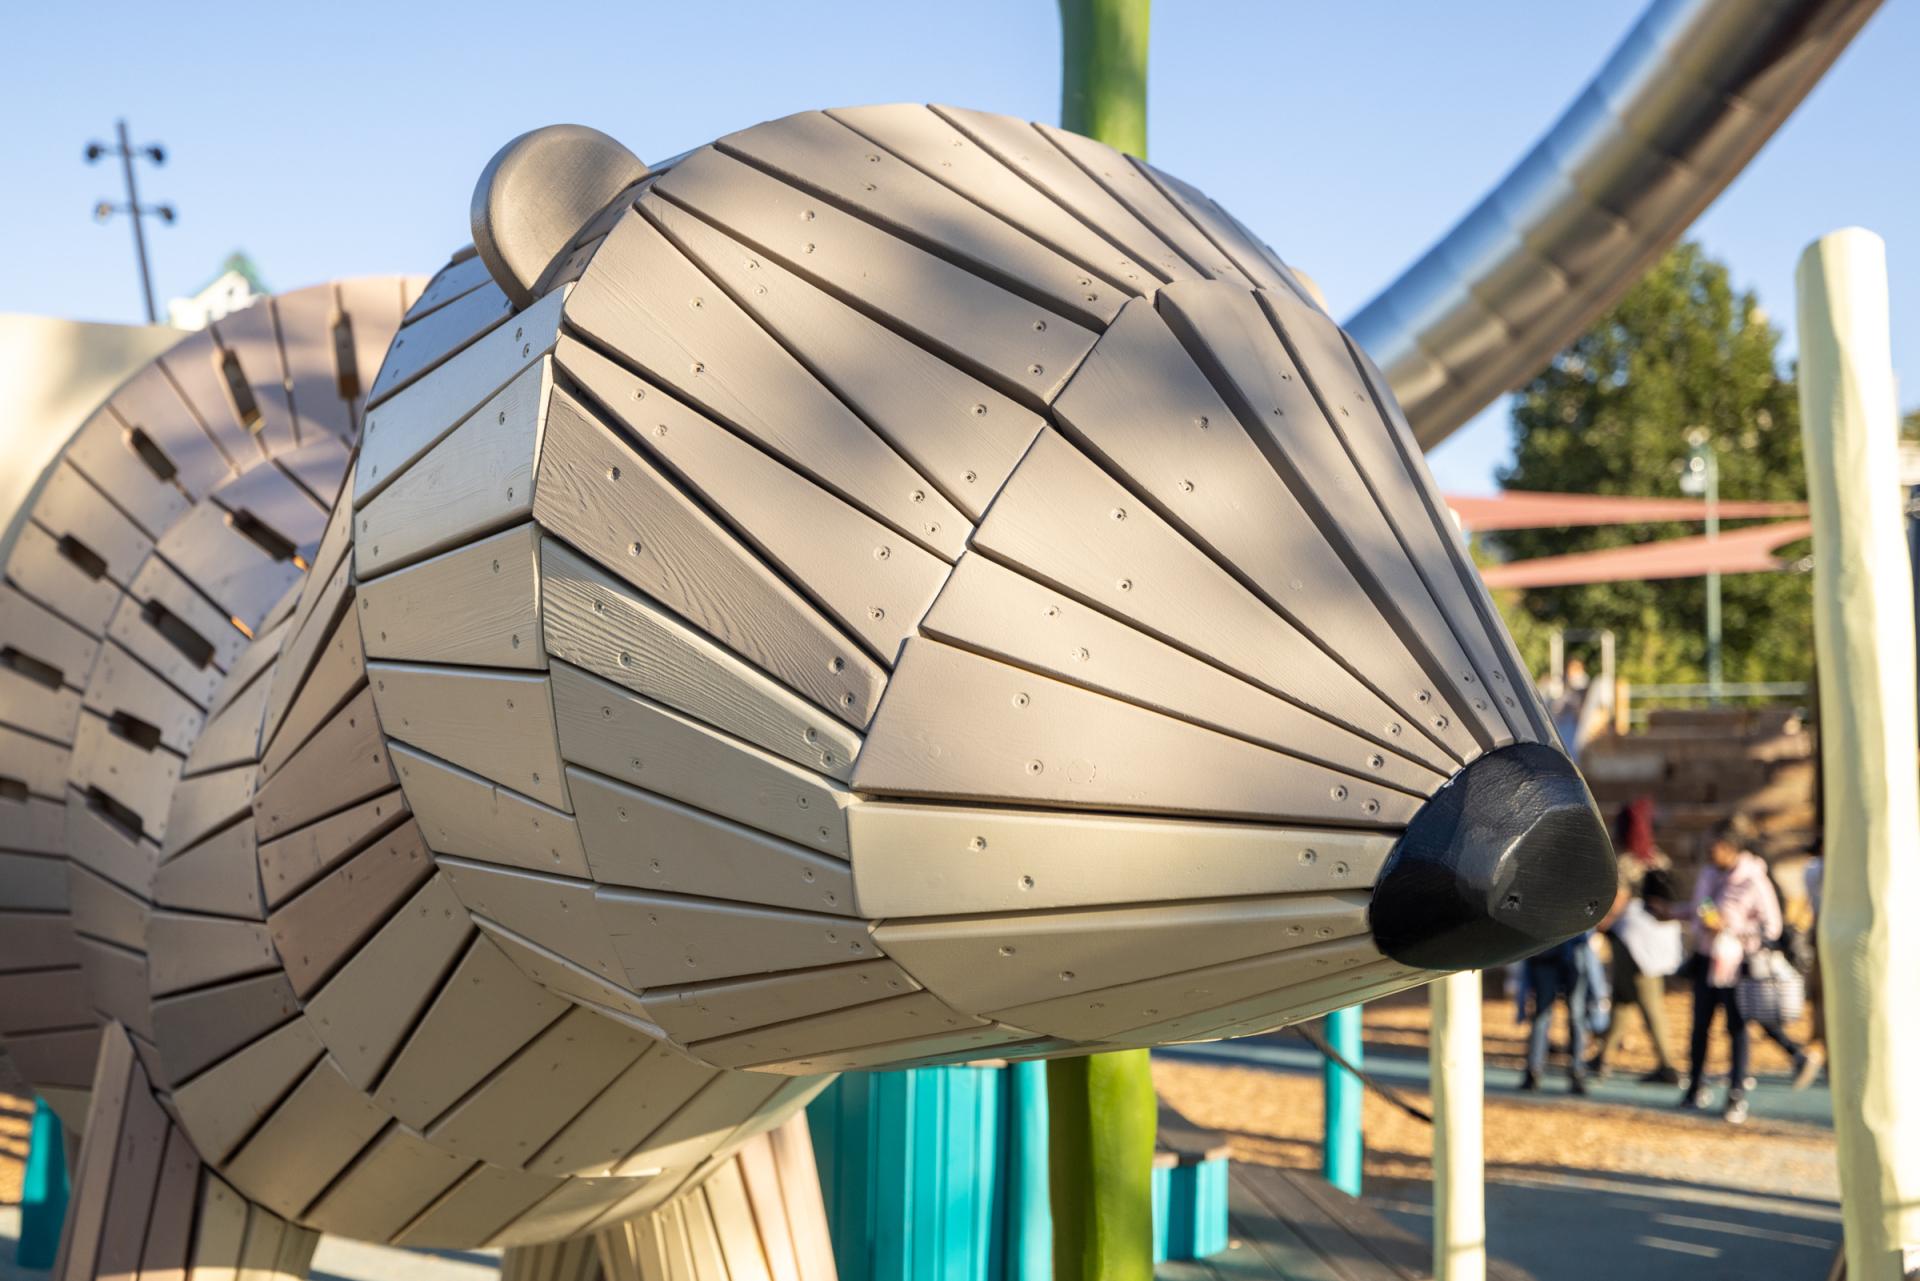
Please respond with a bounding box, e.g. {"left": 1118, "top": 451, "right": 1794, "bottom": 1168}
{"left": 1369, "top": 743, "right": 1616, "bottom": 970}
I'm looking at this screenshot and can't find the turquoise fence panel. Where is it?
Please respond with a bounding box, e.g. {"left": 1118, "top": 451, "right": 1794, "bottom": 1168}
{"left": 19, "top": 1099, "right": 69, "bottom": 1270}
{"left": 1323, "top": 1005, "right": 1364, "bottom": 1196}
{"left": 1001, "top": 1061, "right": 1051, "bottom": 1280}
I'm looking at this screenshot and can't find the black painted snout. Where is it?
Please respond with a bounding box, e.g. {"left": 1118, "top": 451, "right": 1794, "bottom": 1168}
{"left": 1369, "top": 742, "right": 1615, "bottom": 970}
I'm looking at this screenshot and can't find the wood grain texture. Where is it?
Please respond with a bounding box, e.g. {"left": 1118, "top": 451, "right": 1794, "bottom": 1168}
{"left": 9, "top": 519, "right": 126, "bottom": 634}
{"left": 369, "top": 661, "right": 570, "bottom": 810}
{"left": 109, "top": 557, "right": 249, "bottom": 706}
{"left": 154, "top": 816, "right": 263, "bottom": 918}
{"left": 260, "top": 595, "right": 365, "bottom": 781}
{"left": 367, "top": 281, "right": 517, "bottom": 407}
{"left": 391, "top": 742, "right": 589, "bottom": 878}
{"left": 301, "top": 1124, "right": 472, "bottom": 1244}
{"left": 83, "top": 641, "right": 206, "bottom": 754}
{"left": 211, "top": 460, "right": 329, "bottom": 559}
{"left": 219, "top": 1055, "right": 388, "bottom": 1220}
{"left": 360, "top": 522, "right": 546, "bottom": 669}
{"left": 441, "top": 857, "right": 627, "bottom": 983}
{"left": 150, "top": 971, "right": 299, "bottom": 1085}
{"left": 268, "top": 818, "right": 433, "bottom": 997}
{"left": 159, "top": 765, "right": 255, "bottom": 861}
{"left": 256, "top": 557, "right": 352, "bottom": 761}
{"left": 257, "top": 787, "right": 407, "bottom": 907}
{"left": 406, "top": 255, "right": 496, "bottom": 325}
{"left": 32, "top": 462, "right": 155, "bottom": 588}
{"left": 146, "top": 911, "right": 277, "bottom": 996}
{"left": 168, "top": 1018, "right": 324, "bottom": 1162}
{"left": 252, "top": 685, "right": 398, "bottom": 840}
{"left": 68, "top": 711, "right": 185, "bottom": 840}
{"left": 596, "top": 886, "right": 879, "bottom": 989}
{"left": 62, "top": 406, "right": 193, "bottom": 538}
{"left": 391, "top": 1164, "right": 557, "bottom": 1250}
{"left": 105, "top": 361, "right": 233, "bottom": 499}
{"left": 153, "top": 500, "right": 305, "bottom": 633}
{"left": 690, "top": 989, "right": 984, "bottom": 1071}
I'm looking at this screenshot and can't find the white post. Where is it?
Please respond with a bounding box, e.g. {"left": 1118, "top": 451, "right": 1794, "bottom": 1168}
{"left": 1430, "top": 970, "right": 1485, "bottom": 1281}
{"left": 1796, "top": 227, "right": 1920, "bottom": 1280}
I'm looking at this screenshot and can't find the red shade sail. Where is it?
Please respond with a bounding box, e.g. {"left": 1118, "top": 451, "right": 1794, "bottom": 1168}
{"left": 1445, "top": 491, "right": 1808, "bottom": 531}
{"left": 1478, "top": 519, "right": 1813, "bottom": 589}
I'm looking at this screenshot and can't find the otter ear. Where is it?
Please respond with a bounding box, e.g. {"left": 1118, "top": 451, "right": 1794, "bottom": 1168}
{"left": 470, "top": 124, "right": 649, "bottom": 308}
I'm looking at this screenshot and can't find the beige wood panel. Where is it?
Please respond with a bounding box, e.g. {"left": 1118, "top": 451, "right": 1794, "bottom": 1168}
{"left": 369, "top": 661, "right": 569, "bottom": 810}
{"left": 610, "top": 1069, "right": 789, "bottom": 1177}
{"left": 9, "top": 520, "right": 125, "bottom": 634}
{"left": 67, "top": 864, "right": 147, "bottom": 948}
{"left": 534, "top": 389, "right": 882, "bottom": 728}
{"left": 183, "top": 665, "right": 271, "bottom": 777}
{"left": 527, "top": 1047, "right": 716, "bottom": 1179}
{"left": 150, "top": 971, "right": 298, "bottom": 1085}
{"left": 60, "top": 1023, "right": 138, "bottom": 1281}
{"left": 169, "top": 1016, "right": 324, "bottom": 1163}
{"left": 1131, "top": 160, "right": 1309, "bottom": 299}
{"left": 4, "top": 791, "right": 64, "bottom": 856}
{"left": 271, "top": 284, "right": 356, "bottom": 445}
{"left": 208, "top": 301, "right": 299, "bottom": 455}
{"left": 258, "top": 787, "right": 406, "bottom": 907}
{"left": 276, "top": 436, "right": 353, "bottom": 507}
{"left": 33, "top": 462, "right": 155, "bottom": 587}
{"left": 302, "top": 873, "right": 473, "bottom": 1089}
{"left": 473, "top": 912, "right": 654, "bottom": 1025}
{"left": 83, "top": 641, "right": 205, "bottom": 754}
{"left": 270, "top": 468, "right": 355, "bottom": 683}
{"left": 425, "top": 1004, "right": 649, "bottom": 1169}
{"left": 252, "top": 685, "right": 398, "bottom": 840}
{"left": 849, "top": 801, "right": 1394, "bottom": 918}
{"left": 0, "top": 583, "right": 101, "bottom": 690}
{"left": 154, "top": 501, "right": 305, "bottom": 633}
{"left": 738, "top": 1021, "right": 1031, "bottom": 1076}
{"left": 0, "top": 853, "right": 69, "bottom": 910}
{"left": 375, "top": 933, "right": 568, "bottom": 1129}
{"left": 260, "top": 599, "right": 364, "bottom": 781}
{"left": 558, "top": 333, "right": 952, "bottom": 657}
{"left": 391, "top": 1164, "right": 557, "bottom": 1250}
{"left": 338, "top": 278, "right": 410, "bottom": 417}
{"left": 855, "top": 639, "right": 1414, "bottom": 824}
{"left": 160, "top": 766, "right": 255, "bottom": 861}
{"left": 443, "top": 857, "right": 627, "bottom": 983}
{"left": 639, "top": 193, "right": 1043, "bottom": 523}
{"left": 562, "top": 217, "right": 967, "bottom": 563}
{"left": 69, "top": 711, "right": 184, "bottom": 840}
{"left": 874, "top": 893, "right": 1372, "bottom": 1012}
{"left": 302, "top": 1123, "right": 473, "bottom": 1243}
{"left": 111, "top": 558, "right": 250, "bottom": 707}
{"left": 691, "top": 989, "right": 985, "bottom": 1070}
{"left": 62, "top": 406, "right": 194, "bottom": 538}
{"left": 159, "top": 329, "right": 264, "bottom": 468}
{"left": 0, "top": 967, "right": 87, "bottom": 1034}
{"left": 355, "top": 360, "right": 551, "bottom": 579}
{"left": 0, "top": 721, "right": 69, "bottom": 797}
{"left": 570, "top": 766, "right": 855, "bottom": 915}
{"left": 155, "top": 816, "right": 263, "bottom": 919}
{"left": 391, "top": 744, "right": 589, "bottom": 878}
{"left": 268, "top": 818, "right": 433, "bottom": 996}
{"left": 187, "top": 1171, "right": 250, "bottom": 1281}
{"left": 78, "top": 936, "right": 153, "bottom": 1037}
{"left": 829, "top": 104, "right": 1157, "bottom": 297}
{"left": 147, "top": 911, "right": 277, "bottom": 995}
{"left": 406, "top": 255, "right": 496, "bottom": 325}
{"left": 654, "top": 148, "right": 1097, "bottom": 406}
{"left": 356, "top": 288, "right": 566, "bottom": 507}
{"left": 0, "top": 913, "right": 81, "bottom": 973}
{"left": 4, "top": 1025, "right": 102, "bottom": 1089}
{"left": 256, "top": 555, "right": 350, "bottom": 756}
{"left": 212, "top": 461, "right": 330, "bottom": 559}
{"left": 0, "top": 660, "right": 84, "bottom": 745}
{"left": 1157, "top": 280, "right": 1502, "bottom": 753}
{"left": 932, "top": 107, "right": 1199, "bottom": 285}
{"left": 643, "top": 958, "right": 918, "bottom": 1044}
{"left": 66, "top": 787, "right": 159, "bottom": 893}
{"left": 1137, "top": 957, "right": 1421, "bottom": 1047}
{"left": 491, "top": 1178, "right": 653, "bottom": 1251}
{"left": 541, "top": 541, "right": 856, "bottom": 781}
{"left": 596, "top": 887, "right": 878, "bottom": 989}
{"left": 207, "top": 622, "right": 282, "bottom": 723}
{"left": 360, "top": 522, "right": 546, "bottom": 669}
{"left": 107, "top": 360, "right": 235, "bottom": 499}
{"left": 701, "top": 1159, "right": 777, "bottom": 1281}
{"left": 991, "top": 933, "right": 1383, "bottom": 1042}
{"left": 922, "top": 554, "right": 1444, "bottom": 795}
{"left": 220, "top": 1055, "right": 389, "bottom": 1220}
{"left": 139, "top": 1124, "right": 203, "bottom": 1281}
{"left": 367, "top": 281, "right": 517, "bottom": 407}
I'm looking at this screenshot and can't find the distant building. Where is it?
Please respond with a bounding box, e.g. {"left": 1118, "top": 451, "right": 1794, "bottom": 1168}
{"left": 166, "top": 253, "right": 269, "bottom": 329}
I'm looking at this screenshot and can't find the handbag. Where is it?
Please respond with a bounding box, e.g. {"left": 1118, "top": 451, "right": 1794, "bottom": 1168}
{"left": 1737, "top": 948, "right": 1806, "bottom": 1027}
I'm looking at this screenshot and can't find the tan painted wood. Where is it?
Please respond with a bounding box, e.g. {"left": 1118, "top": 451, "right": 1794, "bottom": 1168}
{"left": 733, "top": 1137, "right": 800, "bottom": 1281}
{"left": 533, "top": 388, "right": 882, "bottom": 728}
{"left": 369, "top": 661, "right": 570, "bottom": 810}
{"left": 183, "top": 667, "right": 272, "bottom": 777}
{"left": 258, "top": 786, "right": 407, "bottom": 907}
{"left": 0, "top": 967, "right": 88, "bottom": 1034}
{"left": 154, "top": 501, "right": 305, "bottom": 633}
{"left": 159, "top": 328, "right": 265, "bottom": 468}
{"left": 527, "top": 1046, "right": 716, "bottom": 1178}
{"left": 155, "top": 816, "right": 263, "bottom": 918}
{"left": 596, "top": 886, "right": 878, "bottom": 989}
{"left": 746, "top": 1021, "right": 1032, "bottom": 1075}
{"left": 0, "top": 721, "right": 69, "bottom": 798}
{"left": 220, "top": 1054, "right": 389, "bottom": 1220}
{"left": 84, "top": 640, "right": 205, "bottom": 754}
{"left": 268, "top": 818, "right": 433, "bottom": 996}
{"left": 303, "top": 872, "right": 474, "bottom": 1089}
{"left": 391, "top": 743, "right": 589, "bottom": 878}
{"left": 872, "top": 891, "right": 1370, "bottom": 1014}
{"left": 107, "top": 359, "right": 236, "bottom": 498}
{"left": 111, "top": 557, "right": 250, "bottom": 707}
{"left": 639, "top": 191, "right": 1043, "bottom": 523}
{"left": 271, "top": 284, "right": 356, "bottom": 445}
{"left": 360, "top": 522, "right": 546, "bottom": 669}
{"left": 187, "top": 1172, "right": 250, "bottom": 1281}
{"left": 4, "top": 1025, "right": 102, "bottom": 1089}
{"left": 302, "top": 1123, "right": 472, "bottom": 1243}
{"left": 276, "top": 436, "right": 353, "bottom": 508}
{"left": 138, "top": 1124, "right": 203, "bottom": 1281}
{"left": 0, "top": 583, "right": 101, "bottom": 691}
{"left": 356, "top": 287, "right": 566, "bottom": 506}
{"left": 1139, "top": 957, "right": 1420, "bottom": 1046}
{"left": 252, "top": 684, "right": 398, "bottom": 840}
{"left": 558, "top": 332, "right": 952, "bottom": 658}
{"left": 3, "top": 791, "right": 65, "bottom": 855}
{"left": 692, "top": 989, "right": 985, "bottom": 1070}
{"left": 368, "top": 280, "right": 517, "bottom": 406}
{"left": 9, "top": 519, "right": 125, "bottom": 634}
{"left": 146, "top": 910, "right": 277, "bottom": 995}
{"left": 855, "top": 639, "right": 1415, "bottom": 824}
{"left": 654, "top": 148, "right": 1097, "bottom": 407}
{"left": 392, "top": 1164, "right": 557, "bottom": 1250}
{"left": 59, "top": 1024, "right": 137, "bottom": 1281}
{"left": 68, "top": 865, "right": 149, "bottom": 949}
{"left": 207, "top": 622, "right": 282, "bottom": 722}
{"left": 260, "top": 596, "right": 365, "bottom": 782}
{"left": 442, "top": 855, "right": 626, "bottom": 984}
{"left": 256, "top": 556, "right": 351, "bottom": 760}
{"left": 642, "top": 958, "right": 918, "bottom": 1044}
{"left": 32, "top": 462, "right": 155, "bottom": 588}
{"left": 0, "top": 661, "right": 84, "bottom": 747}
{"left": 0, "top": 852, "right": 72, "bottom": 910}
{"left": 562, "top": 217, "right": 967, "bottom": 563}
{"left": 150, "top": 971, "right": 298, "bottom": 1085}
{"left": 77, "top": 937, "right": 145, "bottom": 1039}
{"left": 355, "top": 359, "right": 551, "bottom": 579}
{"left": 212, "top": 460, "right": 330, "bottom": 559}
{"left": 493, "top": 1179, "right": 655, "bottom": 1251}
{"left": 405, "top": 254, "right": 496, "bottom": 325}
{"left": 610, "top": 1070, "right": 789, "bottom": 1178}
{"left": 472, "top": 911, "right": 652, "bottom": 1024}
{"left": 160, "top": 765, "right": 255, "bottom": 861}
{"left": 65, "top": 786, "right": 160, "bottom": 894}
{"left": 1131, "top": 159, "right": 1310, "bottom": 299}
{"left": 338, "top": 278, "right": 410, "bottom": 418}
{"left": 62, "top": 405, "right": 194, "bottom": 538}
{"left": 208, "top": 300, "right": 299, "bottom": 455}
{"left": 69, "top": 710, "right": 184, "bottom": 840}
{"left": 570, "top": 766, "right": 855, "bottom": 915}
{"left": 268, "top": 467, "right": 355, "bottom": 696}
{"left": 921, "top": 554, "right": 1445, "bottom": 795}
{"left": 553, "top": 661, "right": 852, "bottom": 858}
{"left": 849, "top": 800, "right": 1394, "bottom": 917}
{"left": 375, "top": 933, "right": 568, "bottom": 1129}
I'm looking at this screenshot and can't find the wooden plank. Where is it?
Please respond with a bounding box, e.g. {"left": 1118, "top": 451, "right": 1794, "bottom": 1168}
{"left": 374, "top": 933, "right": 568, "bottom": 1129}
{"left": 1234, "top": 1167, "right": 1404, "bottom": 1281}
{"left": 153, "top": 501, "right": 304, "bottom": 633}
{"left": 744, "top": 1021, "right": 1031, "bottom": 1075}
{"left": 301, "top": 873, "right": 473, "bottom": 1089}
{"left": 734, "top": 1136, "right": 801, "bottom": 1281}
{"left": 107, "top": 360, "right": 234, "bottom": 499}
{"left": 0, "top": 910, "right": 82, "bottom": 970}
{"left": 160, "top": 328, "right": 265, "bottom": 468}
{"left": 369, "top": 661, "right": 569, "bottom": 810}
{"left": 1210, "top": 1165, "right": 1346, "bottom": 1281}
{"left": 596, "top": 887, "right": 878, "bottom": 989}
{"left": 470, "top": 910, "right": 650, "bottom": 1022}
{"left": 561, "top": 214, "right": 968, "bottom": 561}
{"left": 77, "top": 935, "right": 152, "bottom": 1038}
{"left": 302, "top": 1123, "right": 472, "bottom": 1243}
{"left": 1130, "top": 957, "right": 1419, "bottom": 1047}
{"left": 552, "top": 661, "right": 851, "bottom": 857}
{"left": 854, "top": 640, "right": 1417, "bottom": 825}
{"left": 69, "top": 710, "right": 184, "bottom": 841}
{"left": 206, "top": 624, "right": 281, "bottom": 723}
{"left": 405, "top": 254, "right": 496, "bottom": 325}
{"left": 0, "top": 721, "right": 69, "bottom": 798}
{"left": 610, "top": 1070, "right": 788, "bottom": 1177}
{"left": 390, "top": 744, "right": 589, "bottom": 878}
{"left": 267, "top": 466, "right": 355, "bottom": 703}
{"left": 32, "top": 462, "right": 154, "bottom": 587}
{"left": 524, "top": 1046, "right": 715, "bottom": 1178}
{"left": 150, "top": 971, "right": 298, "bottom": 1085}
{"left": 643, "top": 959, "right": 918, "bottom": 1043}
{"left": 173, "top": 1014, "right": 326, "bottom": 1167}
{"left": 275, "top": 436, "right": 352, "bottom": 506}
{"left": 0, "top": 967, "right": 88, "bottom": 1034}
{"left": 570, "top": 765, "right": 854, "bottom": 914}
{"left": 558, "top": 332, "right": 953, "bottom": 658}
{"left": 849, "top": 800, "right": 1393, "bottom": 917}
{"left": 359, "top": 522, "right": 545, "bottom": 669}
{"left": 1132, "top": 160, "right": 1312, "bottom": 300}
{"left": 260, "top": 596, "right": 365, "bottom": 781}
{"left": 209, "top": 300, "right": 298, "bottom": 455}
{"left": 62, "top": 405, "right": 193, "bottom": 538}
{"left": 0, "top": 583, "right": 101, "bottom": 690}
{"left": 156, "top": 815, "right": 262, "bottom": 920}
{"left": 368, "top": 281, "right": 517, "bottom": 406}
{"left": 111, "top": 557, "right": 251, "bottom": 707}
{"left": 4, "top": 1025, "right": 102, "bottom": 1089}
{"left": 392, "top": 1164, "right": 557, "bottom": 1250}
{"left": 0, "top": 660, "right": 84, "bottom": 746}
{"left": 533, "top": 388, "right": 882, "bottom": 728}
{"left": 186, "top": 1172, "right": 250, "bottom": 1281}
{"left": 872, "top": 891, "right": 1370, "bottom": 1014}
{"left": 356, "top": 287, "right": 566, "bottom": 506}
{"left": 252, "top": 684, "right": 398, "bottom": 840}
{"left": 67, "top": 864, "right": 147, "bottom": 948}
{"left": 66, "top": 786, "right": 160, "bottom": 893}
{"left": 691, "top": 989, "right": 984, "bottom": 1070}
{"left": 541, "top": 540, "right": 856, "bottom": 781}
{"left": 654, "top": 148, "right": 1098, "bottom": 406}
{"left": 338, "top": 277, "right": 409, "bottom": 418}
{"left": 182, "top": 668, "right": 271, "bottom": 778}
{"left": 639, "top": 190, "right": 1042, "bottom": 522}
{"left": 83, "top": 641, "right": 205, "bottom": 754}
{"left": 8, "top": 519, "right": 124, "bottom": 634}
{"left": 138, "top": 1125, "right": 203, "bottom": 1281}
{"left": 160, "top": 765, "right": 255, "bottom": 861}
{"left": 220, "top": 1055, "right": 389, "bottom": 1220}
{"left": 0, "top": 853, "right": 71, "bottom": 911}
{"left": 268, "top": 818, "right": 433, "bottom": 996}
{"left": 272, "top": 283, "right": 355, "bottom": 445}
{"left": 439, "top": 857, "right": 625, "bottom": 983}
{"left": 257, "top": 786, "right": 406, "bottom": 907}
{"left": 147, "top": 911, "right": 277, "bottom": 995}
{"left": 61, "top": 1026, "right": 138, "bottom": 1281}
{"left": 491, "top": 1179, "right": 651, "bottom": 1251}
{"left": 355, "top": 359, "right": 550, "bottom": 579}
{"left": 256, "top": 554, "right": 351, "bottom": 757}
{"left": 212, "top": 460, "right": 328, "bottom": 562}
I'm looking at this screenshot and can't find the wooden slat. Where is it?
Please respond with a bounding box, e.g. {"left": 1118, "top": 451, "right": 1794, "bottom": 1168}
{"left": 0, "top": 967, "right": 88, "bottom": 1035}
{"left": 1131, "top": 159, "right": 1312, "bottom": 299}
{"left": 642, "top": 958, "right": 918, "bottom": 1044}
{"left": 734, "top": 1135, "right": 801, "bottom": 1281}
{"left": 691, "top": 989, "right": 984, "bottom": 1070}
{"left": 275, "top": 436, "right": 353, "bottom": 506}
{"left": 155, "top": 816, "right": 262, "bottom": 918}
{"left": 1127, "top": 957, "right": 1418, "bottom": 1047}
{"left": 272, "top": 284, "right": 355, "bottom": 445}
{"left": 8, "top": 519, "right": 125, "bottom": 634}
{"left": 69, "top": 710, "right": 184, "bottom": 841}
{"left": 220, "top": 1055, "right": 389, "bottom": 1220}
{"left": 78, "top": 934, "right": 154, "bottom": 1038}
{"left": 0, "top": 853, "right": 71, "bottom": 910}
{"left": 146, "top": 911, "right": 276, "bottom": 995}
{"left": 524, "top": 1046, "right": 715, "bottom": 1178}
{"left": 150, "top": 971, "right": 298, "bottom": 1085}
{"left": 390, "top": 744, "right": 589, "bottom": 878}
{"left": 339, "top": 277, "right": 409, "bottom": 417}
{"left": 138, "top": 1125, "right": 203, "bottom": 1281}
{"left": 260, "top": 597, "right": 366, "bottom": 781}
{"left": 0, "top": 721, "right": 69, "bottom": 798}
{"left": 83, "top": 640, "right": 205, "bottom": 754}
{"left": 107, "top": 359, "right": 234, "bottom": 498}
{"left": 209, "top": 300, "right": 298, "bottom": 455}
{"left": 32, "top": 462, "right": 154, "bottom": 588}
{"left": 67, "top": 865, "right": 147, "bottom": 949}
{"left": 440, "top": 858, "right": 625, "bottom": 983}
{"left": 369, "top": 661, "right": 569, "bottom": 810}
{"left": 1233, "top": 1166, "right": 1404, "bottom": 1281}
{"left": 109, "top": 557, "right": 249, "bottom": 706}
{"left": 0, "top": 583, "right": 101, "bottom": 690}
{"left": 405, "top": 255, "right": 496, "bottom": 325}
{"left": 360, "top": 522, "right": 546, "bottom": 669}
{"left": 153, "top": 501, "right": 304, "bottom": 633}
{"left": 268, "top": 818, "right": 433, "bottom": 996}
{"left": 595, "top": 887, "right": 878, "bottom": 989}
{"left": 0, "top": 911, "right": 80, "bottom": 972}
{"left": 392, "top": 1164, "right": 557, "bottom": 1250}
{"left": 62, "top": 405, "right": 193, "bottom": 538}
{"left": 302, "top": 1124, "right": 473, "bottom": 1243}
{"left": 160, "top": 765, "right": 255, "bottom": 861}
{"left": 66, "top": 787, "right": 159, "bottom": 894}
{"left": 159, "top": 329, "right": 265, "bottom": 468}
{"left": 367, "top": 281, "right": 517, "bottom": 406}
{"left": 5, "top": 1025, "right": 102, "bottom": 1089}
{"left": 258, "top": 787, "right": 406, "bottom": 907}
{"left": 182, "top": 671, "right": 272, "bottom": 778}
{"left": 258, "top": 483, "right": 354, "bottom": 743}
{"left": 471, "top": 912, "right": 650, "bottom": 1022}
{"left": 59, "top": 1026, "right": 138, "bottom": 1281}
{"left": 252, "top": 685, "right": 398, "bottom": 840}
{"left": 609, "top": 1070, "right": 787, "bottom": 1177}
{"left": 211, "top": 461, "right": 329, "bottom": 559}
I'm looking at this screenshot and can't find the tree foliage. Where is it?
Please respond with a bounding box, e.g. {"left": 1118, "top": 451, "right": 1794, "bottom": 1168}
{"left": 1486, "top": 242, "right": 1813, "bottom": 687}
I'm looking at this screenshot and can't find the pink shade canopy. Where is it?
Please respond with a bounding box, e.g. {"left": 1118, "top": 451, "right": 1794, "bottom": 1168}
{"left": 1478, "top": 519, "right": 1813, "bottom": 589}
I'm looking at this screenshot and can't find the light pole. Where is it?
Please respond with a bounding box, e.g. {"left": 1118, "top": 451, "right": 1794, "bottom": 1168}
{"left": 86, "top": 120, "right": 174, "bottom": 324}
{"left": 1681, "top": 429, "right": 1722, "bottom": 703}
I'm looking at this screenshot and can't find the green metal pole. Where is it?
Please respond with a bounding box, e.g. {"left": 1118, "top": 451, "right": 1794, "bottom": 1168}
{"left": 1050, "top": 7, "right": 1157, "bottom": 1280}
{"left": 1323, "top": 1007, "right": 1364, "bottom": 1196}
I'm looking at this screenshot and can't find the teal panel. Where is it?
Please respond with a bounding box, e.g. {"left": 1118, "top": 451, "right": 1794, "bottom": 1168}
{"left": 19, "top": 1099, "right": 68, "bottom": 1271}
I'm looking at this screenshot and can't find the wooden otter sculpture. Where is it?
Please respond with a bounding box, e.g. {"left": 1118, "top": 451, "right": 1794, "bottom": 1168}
{"left": 0, "top": 108, "right": 1614, "bottom": 1281}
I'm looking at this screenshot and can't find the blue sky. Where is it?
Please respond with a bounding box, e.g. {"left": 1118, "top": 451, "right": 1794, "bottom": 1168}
{"left": 3, "top": 1, "right": 1911, "bottom": 494}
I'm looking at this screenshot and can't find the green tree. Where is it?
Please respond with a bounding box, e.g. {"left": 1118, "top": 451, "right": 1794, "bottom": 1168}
{"left": 1488, "top": 242, "right": 1813, "bottom": 687}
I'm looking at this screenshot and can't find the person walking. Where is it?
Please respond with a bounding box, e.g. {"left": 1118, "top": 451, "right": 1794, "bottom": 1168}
{"left": 1677, "top": 815, "right": 1786, "bottom": 1124}
{"left": 1589, "top": 865, "right": 1685, "bottom": 1084}
{"left": 1520, "top": 932, "right": 1591, "bottom": 1095}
